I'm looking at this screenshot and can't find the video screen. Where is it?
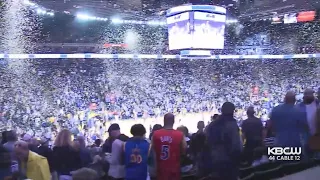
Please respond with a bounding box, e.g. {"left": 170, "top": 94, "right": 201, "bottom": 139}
{"left": 192, "top": 12, "right": 226, "bottom": 49}
{"left": 167, "top": 12, "right": 192, "bottom": 50}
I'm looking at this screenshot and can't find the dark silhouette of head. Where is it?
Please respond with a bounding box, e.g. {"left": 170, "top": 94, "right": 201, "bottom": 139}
{"left": 221, "top": 102, "right": 235, "bottom": 116}
{"left": 284, "top": 91, "right": 296, "bottom": 104}
{"left": 177, "top": 126, "right": 189, "bottom": 137}
{"left": 152, "top": 124, "right": 163, "bottom": 132}
{"left": 247, "top": 106, "right": 255, "bottom": 117}
{"left": 197, "top": 121, "right": 205, "bottom": 131}
{"left": 303, "top": 88, "right": 315, "bottom": 104}
{"left": 5, "top": 130, "right": 17, "bottom": 142}
{"left": 163, "top": 113, "right": 175, "bottom": 129}
{"left": 130, "top": 124, "right": 146, "bottom": 137}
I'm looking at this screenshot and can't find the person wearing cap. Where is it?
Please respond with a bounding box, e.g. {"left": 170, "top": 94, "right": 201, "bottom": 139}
{"left": 205, "top": 102, "right": 242, "bottom": 180}
{"left": 105, "top": 123, "right": 129, "bottom": 180}
{"left": 102, "top": 123, "right": 121, "bottom": 153}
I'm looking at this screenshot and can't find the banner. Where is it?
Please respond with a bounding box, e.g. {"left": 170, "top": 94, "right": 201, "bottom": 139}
{"left": 297, "top": 11, "right": 315, "bottom": 22}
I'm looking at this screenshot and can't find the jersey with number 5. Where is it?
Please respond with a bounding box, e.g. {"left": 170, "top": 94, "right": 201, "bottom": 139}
{"left": 152, "top": 129, "right": 184, "bottom": 180}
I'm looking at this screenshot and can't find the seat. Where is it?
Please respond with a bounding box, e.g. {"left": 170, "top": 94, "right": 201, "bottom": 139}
{"left": 240, "top": 166, "right": 254, "bottom": 179}
{"left": 306, "top": 160, "right": 318, "bottom": 168}
{"left": 253, "top": 162, "right": 282, "bottom": 172}
{"left": 314, "top": 158, "right": 320, "bottom": 165}
{"left": 240, "top": 173, "right": 254, "bottom": 180}
{"left": 252, "top": 165, "right": 283, "bottom": 180}
{"left": 282, "top": 161, "right": 302, "bottom": 175}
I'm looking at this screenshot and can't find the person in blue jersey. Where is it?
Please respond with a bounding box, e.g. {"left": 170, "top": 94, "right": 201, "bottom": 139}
{"left": 123, "top": 124, "right": 150, "bottom": 180}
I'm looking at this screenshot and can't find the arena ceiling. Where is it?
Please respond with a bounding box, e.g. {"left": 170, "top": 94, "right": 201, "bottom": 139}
{"left": 238, "top": 0, "right": 316, "bottom": 20}
{"left": 35, "top": 0, "right": 316, "bottom": 21}
{"left": 34, "top": 0, "right": 237, "bottom": 20}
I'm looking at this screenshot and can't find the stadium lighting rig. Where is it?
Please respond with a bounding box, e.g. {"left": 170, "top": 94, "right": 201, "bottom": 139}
{"left": 24, "top": 0, "right": 54, "bottom": 16}
{"left": 23, "top": 0, "right": 238, "bottom": 25}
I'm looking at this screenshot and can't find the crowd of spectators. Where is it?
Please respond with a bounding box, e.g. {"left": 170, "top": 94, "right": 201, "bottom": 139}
{"left": 1, "top": 6, "right": 320, "bottom": 180}
{"left": 1, "top": 57, "right": 320, "bottom": 139}
{"left": 1, "top": 91, "right": 320, "bottom": 180}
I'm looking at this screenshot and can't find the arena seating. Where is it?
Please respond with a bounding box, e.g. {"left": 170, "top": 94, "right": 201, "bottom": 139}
{"left": 240, "top": 160, "right": 320, "bottom": 180}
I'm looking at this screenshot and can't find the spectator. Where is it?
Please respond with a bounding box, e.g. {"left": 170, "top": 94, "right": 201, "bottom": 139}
{"left": 316, "top": 108, "right": 320, "bottom": 135}
{"left": 264, "top": 120, "right": 275, "bottom": 147}
{"left": 177, "top": 126, "right": 190, "bottom": 146}
{"left": 308, "top": 108, "right": 320, "bottom": 152}
{"left": 152, "top": 113, "right": 187, "bottom": 180}
{"left": 1, "top": 131, "right": 8, "bottom": 145}
{"left": 270, "top": 91, "right": 307, "bottom": 148}
{"left": 3, "top": 130, "right": 17, "bottom": 152}
{"left": 206, "top": 102, "right": 242, "bottom": 180}
{"left": 28, "top": 138, "right": 40, "bottom": 154}
{"left": 76, "top": 136, "right": 92, "bottom": 167}
{"left": 298, "top": 89, "right": 320, "bottom": 158}
{"left": 177, "top": 126, "right": 193, "bottom": 173}
{"left": 90, "top": 139, "right": 102, "bottom": 157}
{"left": 14, "top": 140, "right": 51, "bottom": 180}
{"left": 194, "top": 131, "right": 212, "bottom": 178}
{"left": 52, "top": 129, "right": 81, "bottom": 180}
{"left": 241, "top": 106, "right": 264, "bottom": 164}
{"left": 148, "top": 124, "right": 162, "bottom": 178}
{"left": 0, "top": 144, "right": 11, "bottom": 179}
{"left": 191, "top": 121, "right": 205, "bottom": 157}
{"left": 298, "top": 89, "right": 320, "bottom": 135}
{"left": 102, "top": 133, "right": 113, "bottom": 153}
{"left": 149, "top": 124, "right": 162, "bottom": 141}
{"left": 105, "top": 123, "right": 128, "bottom": 180}
{"left": 37, "top": 138, "right": 54, "bottom": 172}
{"left": 123, "top": 124, "right": 149, "bottom": 180}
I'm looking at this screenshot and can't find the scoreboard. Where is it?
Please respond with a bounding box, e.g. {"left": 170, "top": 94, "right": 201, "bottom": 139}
{"left": 166, "top": 5, "right": 226, "bottom": 50}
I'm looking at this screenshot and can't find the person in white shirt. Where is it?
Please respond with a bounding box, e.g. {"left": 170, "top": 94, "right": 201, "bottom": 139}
{"left": 298, "top": 89, "right": 320, "bottom": 159}
{"left": 302, "top": 89, "right": 319, "bottom": 135}
{"left": 105, "top": 124, "right": 129, "bottom": 180}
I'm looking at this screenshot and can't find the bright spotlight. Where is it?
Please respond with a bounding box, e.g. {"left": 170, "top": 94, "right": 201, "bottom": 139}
{"left": 36, "top": 8, "right": 46, "bottom": 14}
{"left": 23, "top": 0, "right": 36, "bottom": 6}
{"left": 76, "top": 13, "right": 91, "bottom": 20}
{"left": 47, "top": 12, "right": 54, "bottom": 16}
{"left": 111, "top": 18, "right": 123, "bottom": 24}
{"left": 226, "top": 19, "right": 238, "bottom": 24}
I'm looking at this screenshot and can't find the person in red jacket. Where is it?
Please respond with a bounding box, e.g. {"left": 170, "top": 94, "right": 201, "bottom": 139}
{"left": 151, "top": 113, "right": 187, "bottom": 180}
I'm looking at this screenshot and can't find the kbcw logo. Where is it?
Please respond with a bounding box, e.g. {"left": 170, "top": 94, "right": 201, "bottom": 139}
{"left": 268, "top": 147, "right": 301, "bottom": 161}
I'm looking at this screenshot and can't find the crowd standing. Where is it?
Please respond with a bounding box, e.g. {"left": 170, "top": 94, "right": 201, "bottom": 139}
{"left": 0, "top": 90, "right": 320, "bottom": 180}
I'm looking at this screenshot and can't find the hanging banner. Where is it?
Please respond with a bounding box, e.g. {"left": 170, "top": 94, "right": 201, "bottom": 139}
{"left": 297, "top": 11, "right": 315, "bottom": 22}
